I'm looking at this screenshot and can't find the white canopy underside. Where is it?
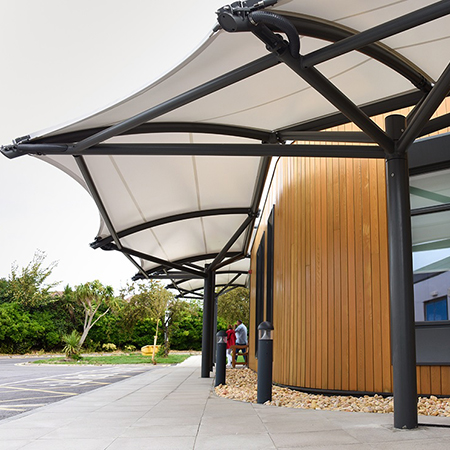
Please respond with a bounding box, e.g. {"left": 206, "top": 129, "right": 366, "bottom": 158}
{"left": 23, "top": 0, "right": 450, "bottom": 294}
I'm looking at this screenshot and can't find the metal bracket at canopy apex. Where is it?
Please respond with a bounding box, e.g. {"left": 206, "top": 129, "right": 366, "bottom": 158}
{"left": 216, "top": 0, "right": 278, "bottom": 29}
{"left": 216, "top": 0, "right": 300, "bottom": 58}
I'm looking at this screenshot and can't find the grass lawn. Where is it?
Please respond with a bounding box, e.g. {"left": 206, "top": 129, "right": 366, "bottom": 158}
{"left": 32, "top": 353, "right": 191, "bottom": 365}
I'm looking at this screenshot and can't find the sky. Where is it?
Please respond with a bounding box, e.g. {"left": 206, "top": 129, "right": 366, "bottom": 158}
{"left": 0, "top": 0, "right": 224, "bottom": 293}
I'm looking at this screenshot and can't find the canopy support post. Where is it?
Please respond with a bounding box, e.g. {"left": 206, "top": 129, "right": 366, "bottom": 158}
{"left": 201, "top": 266, "right": 216, "bottom": 377}
{"left": 385, "top": 114, "right": 418, "bottom": 429}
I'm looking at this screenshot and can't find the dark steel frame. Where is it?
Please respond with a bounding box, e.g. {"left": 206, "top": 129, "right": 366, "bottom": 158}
{"left": 3, "top": 0, "right": 450, "bottom": 427}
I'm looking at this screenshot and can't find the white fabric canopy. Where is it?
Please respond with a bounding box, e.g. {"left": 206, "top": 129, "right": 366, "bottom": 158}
{"left": 4, "top": 0, "right": 450, "bottom": 296}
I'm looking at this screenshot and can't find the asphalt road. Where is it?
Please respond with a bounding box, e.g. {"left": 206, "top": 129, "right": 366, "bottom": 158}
{"left": 0, "top": 356, "right": 153, "bottom": 420}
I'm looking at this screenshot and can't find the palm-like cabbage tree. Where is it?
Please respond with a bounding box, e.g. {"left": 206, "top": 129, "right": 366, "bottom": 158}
{"left": 67, "top": 280, "right": 114, "bottom": 349}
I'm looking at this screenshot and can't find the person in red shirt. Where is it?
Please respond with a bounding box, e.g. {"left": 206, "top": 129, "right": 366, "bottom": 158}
{"left": 226, "top": 324, "right": 236, "bottom": 367}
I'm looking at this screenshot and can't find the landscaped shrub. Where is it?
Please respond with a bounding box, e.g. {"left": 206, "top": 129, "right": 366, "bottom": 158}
{"left": 86, "top": 312, "right": 129, "bottom": 348}
{"left": 102, "top": 343, "right": 117, "bottom": 352}
{"left": 169, "top": 306, "right": 203, "bottom": 350}
{"left": 0, "top": 303, "right": 45, "bottom": 353}
{"left": 129, "top": 318, "right": 161, "bottom": 348}
{"left": 62, "top": 330, "right": 81, "bottom": 360}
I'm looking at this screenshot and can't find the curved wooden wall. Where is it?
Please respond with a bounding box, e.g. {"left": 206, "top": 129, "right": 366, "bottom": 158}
{"left": 249, "top": 156, "right": 450, "bottom": 396}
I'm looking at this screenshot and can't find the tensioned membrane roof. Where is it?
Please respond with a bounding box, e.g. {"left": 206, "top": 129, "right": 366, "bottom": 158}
{"left": 3, "top": 0, "right": 450, "bottom": 297}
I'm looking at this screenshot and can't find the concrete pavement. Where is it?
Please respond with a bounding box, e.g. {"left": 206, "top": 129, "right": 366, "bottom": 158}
{"left": 1, "top": 355, "right": 450, "bottom": 449}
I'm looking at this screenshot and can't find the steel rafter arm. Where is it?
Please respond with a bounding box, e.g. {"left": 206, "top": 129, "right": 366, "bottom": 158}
{"left": 302, "top": 1, "right": 450, "bottom": 71}
{"left": 213, "top": 252, "right": 249, "bottom": 272}
{"left": 208, "top": 214, "right": 256, "bottom": 272}
{"left": 132, "top": 251, "right": 242, "bottom": 280}
{"left": 249, "top": 28, "right": 394, "bottom": 152}
{"left": 139, "top": 272, "right": 204, "bottom": 280}
{"left": 175, "top": 287, "right": 204, "bottom": 298}
{"left": 185, "top": 283, "right": 246, "bottom": 295}
{"left": 398, "top": 61, "right": 450, "bottom": 153}
{"left": 217, "top": 285, "right": 240, "bottom": 297}
{"left": 217, "top": 272, "right": 243, "bottom": 295}
{"left": 70, "top": 54, "right": 280, "bottom": 153}
{"left": 165, "top": 270, "right": 247, "bottom": 289}
{"left": 114, "top": 245, "right": 206, "bottom": 279}
{"left": 419, "top": 112, "right": 450, "bottom": 137}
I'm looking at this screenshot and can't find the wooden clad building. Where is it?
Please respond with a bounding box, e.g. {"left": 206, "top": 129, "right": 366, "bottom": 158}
{"left": 249, "top": 154, "right": 450, "bottom": 396}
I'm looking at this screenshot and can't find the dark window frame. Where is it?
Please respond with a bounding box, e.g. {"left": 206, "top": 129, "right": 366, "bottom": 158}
{"left": 266, "top": 207, "right": 275, "bottom": 324}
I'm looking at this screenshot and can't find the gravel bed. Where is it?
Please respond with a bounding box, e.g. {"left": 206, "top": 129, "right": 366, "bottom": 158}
{"left": 215, "top": 368, "right": 450, "bottom": 417}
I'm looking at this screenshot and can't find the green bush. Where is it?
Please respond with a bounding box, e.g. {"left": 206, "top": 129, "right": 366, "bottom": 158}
{"left": 62, "top": 330, "right": 81, "bottom": 359}
{"left": 129, "top": 318, "right": 161, "bottom": 348}
{"left": 0, "top": 303, "right": 45, "bottom": 353}
{"left": 102, "top": 343, "right": 117, "bottom": 352}
{"left": 169, "top": 306, "right": 203, "bottom": 350}
{"left": 0, "top": 285, "right": 208, "bottom": 353}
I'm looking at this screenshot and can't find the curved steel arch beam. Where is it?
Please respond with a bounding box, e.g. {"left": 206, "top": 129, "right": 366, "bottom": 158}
{"left": 91, "top": 207, "right": 252, "bottom": 249}
{"left": 33, "top": 122, "right": 276, "bottom": 145}
{"left": 278, "top": 13, "right": 433, "bottom": 92}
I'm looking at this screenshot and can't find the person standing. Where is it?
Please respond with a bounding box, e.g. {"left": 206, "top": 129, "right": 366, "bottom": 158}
{"left": 226, "top": 324, "right": 236, "bottom": 368}
{"left": 234, "top": 319, "right": 248, "bottom": 365}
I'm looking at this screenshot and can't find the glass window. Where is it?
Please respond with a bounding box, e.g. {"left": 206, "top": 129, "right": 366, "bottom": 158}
{"left": 412, "top": 169, "right": 450, "bottom": 322}
{"left": 266, "top": 208, "right": 274, "bottom": 324}
{"left": 425, "top": 297, "right": 449, "bottom": 321}
{"left": 410, "top": 168, "right": 450, "bottom": 209}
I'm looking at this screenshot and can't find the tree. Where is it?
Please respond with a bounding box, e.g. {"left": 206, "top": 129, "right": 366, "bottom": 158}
{"left": 122, "top": 281, "right": 174, "bottom": 363}
{"left": 168, "top": 299, "right": 203, "bottom": 350}
{"left": 0, "top": 302, "right": 44, "bottom": 353}
{"left": 5, "top": 250, "right": 59, "bottom": 307}
{"left": 67, "top": 280, "right": 115, "bottom": 349}
{"left": 217, "top": 287, "right": 249, "bottom": 327}
{"left": 0, "top": 278, "right": 9, "bottom": 303}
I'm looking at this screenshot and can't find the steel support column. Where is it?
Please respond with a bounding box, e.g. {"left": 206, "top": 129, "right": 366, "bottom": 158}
{"left": 212, "top": 290, "right": 218, "bottom": 367}
{"left": 201, "top": 267, "right": 216, "bottom": 378}
{"left": 385, "top": 114, "right": 418, "bottom": 429}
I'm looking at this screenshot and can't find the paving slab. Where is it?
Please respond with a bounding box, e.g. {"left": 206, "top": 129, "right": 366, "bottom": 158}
{"left": 0, "top": 355, "right": 449, "bottom": 449}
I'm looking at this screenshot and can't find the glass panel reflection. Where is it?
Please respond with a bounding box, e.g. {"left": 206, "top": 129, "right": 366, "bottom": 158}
{"left": 425, "top": 298, "right": 448, "bottom": 321}
{"left": 413, "top": 210, "right": 450, "bottom": 322}
{"left": 410, "top": 168, "right": 450, "bottom": 209}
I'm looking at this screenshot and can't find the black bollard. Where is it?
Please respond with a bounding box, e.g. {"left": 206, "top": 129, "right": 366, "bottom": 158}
{"left": 215, "top": 330, "right": 227, "bottom": 387}
{"left": 257, "top": 321, "right": 274, "bottom": 404}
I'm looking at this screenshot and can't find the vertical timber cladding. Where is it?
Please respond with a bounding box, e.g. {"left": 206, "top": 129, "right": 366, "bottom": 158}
{"left": 250, "top": 156, "right": 394, "bottom": 393}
